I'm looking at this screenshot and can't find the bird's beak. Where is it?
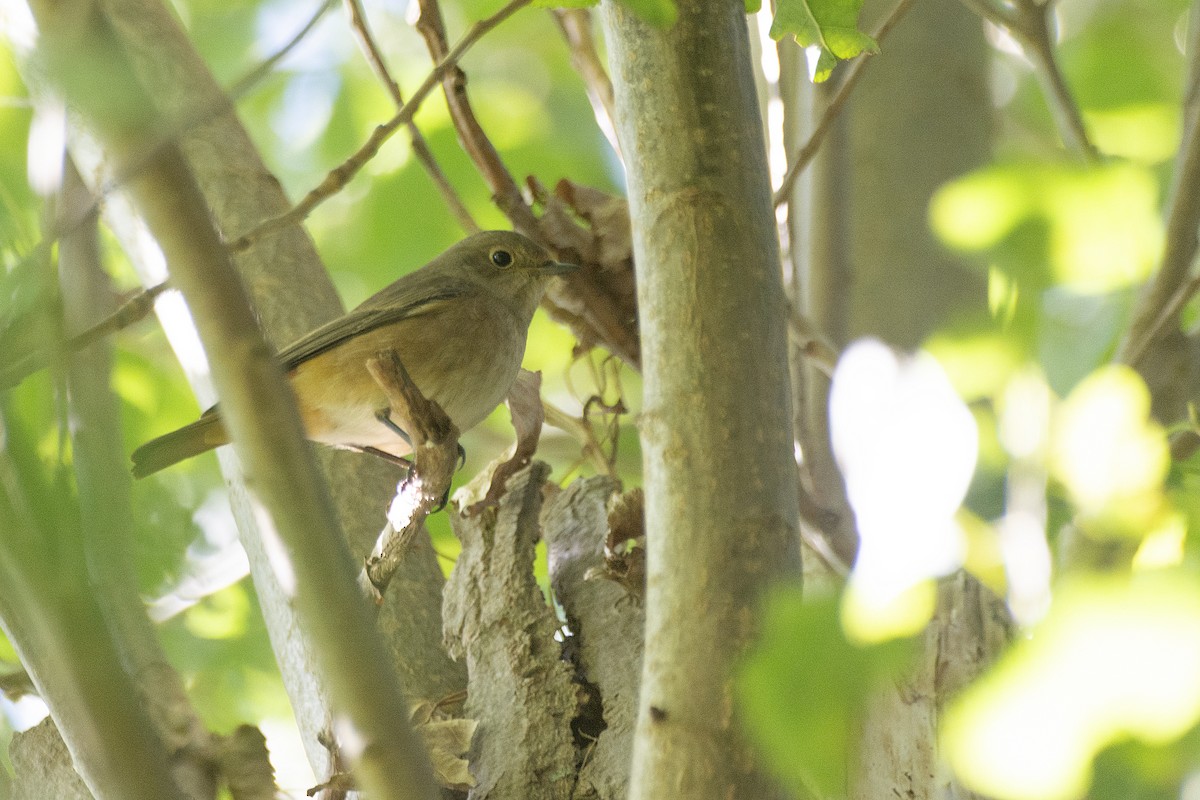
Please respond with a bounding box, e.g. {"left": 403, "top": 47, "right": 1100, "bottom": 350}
{"left": 539, "top": 260, "right": 580, "bottom": 276}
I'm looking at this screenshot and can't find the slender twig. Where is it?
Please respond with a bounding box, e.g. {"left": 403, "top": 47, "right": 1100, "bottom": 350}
{"left": 229, "top": 0, "right": 532, "bottom": 252}
{"left": 414, "top": 0, "right": 538, "bottom": 231}
{"left": 1118, "top": 6, "right": 1200, "bottom": 368}
{"left": 773, "top": 0, "right": 919, "bottom": 207}
{"left": 229, "top": 0, "right": 338, "bottom": 99}
{"left": 359, "top": 351, "right": 459, "bottom": 603}
{"left": 788, "top": 309, "right": 839, "bottom": 378}
{"left": 0, "top": 282, "right": 170, "bottom": 389}
{"left": 342, "top": 0, "right": 479, "bottom": 233}
{"left": 959, "top": 0, "right": 1098, "bottom": 162}
{"left": 1014, "top": 0, "right": 1098, "bottom": 161}
{"left": 552, "top": 9, "right": 621, "bottom": 158}
{"left": 957, "top": 0, "right": 1015, "bottom": 26}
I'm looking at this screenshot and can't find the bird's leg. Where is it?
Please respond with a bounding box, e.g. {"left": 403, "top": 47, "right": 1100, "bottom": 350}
{"left": 359, "top": 446, "right": 413, "bottom": 472}
{"left": 374, "top": 408, "right": 413, "bottom": 447}
{"left": 376, "top": 407, "right": 465, "bottom": 470}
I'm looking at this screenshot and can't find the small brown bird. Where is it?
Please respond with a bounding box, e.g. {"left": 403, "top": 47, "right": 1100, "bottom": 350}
{"left": 131, "top": 230, "right": 576, "bottom": 478}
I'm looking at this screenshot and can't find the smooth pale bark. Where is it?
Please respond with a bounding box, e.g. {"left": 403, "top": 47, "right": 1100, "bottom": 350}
{"left": 59, "top": 159, "right": 213, "bottom": 798}
{"left": 600, "top": 1, "right": 802, "bottom": 797}
{"left": 49, "top": 0, "right": 465, "bottom": 778}
{"left": 779, "top": 49, "right": 859, "bottom": 568}
{"left": 20, "top": 3, "right": 439, "bottom": 797}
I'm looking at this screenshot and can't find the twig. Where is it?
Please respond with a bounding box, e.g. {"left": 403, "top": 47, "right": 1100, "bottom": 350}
{"left": 228, "top": 0, "right": 338, "bottom": 99}
{"left": 342, "top": 0, "right": 479, "bottom": 233}
{"left": 788, "top": 308, "right": 839, "bottom": 378}
{"left": 543, "top": 399, "right": 614, "bottom": 476}
{"left": 773, "top": 0, "right": 920, "bottom": 207}
{"left": 959, "top": 0, "right": 1098, "bottom": 162}
{"left": 552, "top": 9, "right": 621, "bottom": 158}
{"left": 69, "top": 281, "right": 169, "bottom": 350}
{"left": 464, "top": 369, "right": 545, "bottom": 516}
{"left": 1014, "top": 0, "right": 1098, "bottom": 161}
{"left": 413, "top": 0, "right": 538, "bottom": 231}
{"left": 359, "top": 350, "right": 460, "bottom": 603}
{"left": 229, "top": 0, "right": 532, "bottom": 253}
{"left": 0, "top": 281, "right": 169, "bottom": 389}
{"left": 1118, "top": 6, "right": 1200, "bottom": 368}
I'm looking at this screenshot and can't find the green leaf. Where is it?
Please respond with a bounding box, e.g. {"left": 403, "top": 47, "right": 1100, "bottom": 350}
{"left": 737, "top": 589, "right": 917, "bottom": 797}
{"left": 532, "top": 0, "right": 598, "bottom": 9}
{"left": 614, "top": 0, "right": 678, "bottom": 26}
{"left": 769, "top": 0, "right": 878, "bottom": 82}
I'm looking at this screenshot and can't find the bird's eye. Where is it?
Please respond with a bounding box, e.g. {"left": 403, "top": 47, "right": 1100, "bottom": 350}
{"left": 490, "top": 249, "right": 514, "bottom": 268}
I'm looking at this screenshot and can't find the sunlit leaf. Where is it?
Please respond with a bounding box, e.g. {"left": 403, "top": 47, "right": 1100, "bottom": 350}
{"left": 931, "top": 162, "right": 1163, "bottom": 295}
{"left": 615, "top": 0, "right": 677, "bottom": 26}
{"left": 1085, "top": 104, "right": 1180, "bottom": 164}
{"left": 183, "top": 583, "right": 252, "bottom": 640}
{"left": 769, "top": 0, "right": 877, "bottom": 82}
{"left": 944, "top": 573, "right": 1200, "bottom": 800}
{"left": 1050, "top": 365, "right": 1169, "bottom": 536}
{"left": 533, "top": 0, "right": 597, "bottom": 8}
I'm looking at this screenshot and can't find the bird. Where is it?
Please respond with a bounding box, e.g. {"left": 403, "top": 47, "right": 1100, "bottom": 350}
{"left": 131, "top": 230, "right": 576, "bottom": 478}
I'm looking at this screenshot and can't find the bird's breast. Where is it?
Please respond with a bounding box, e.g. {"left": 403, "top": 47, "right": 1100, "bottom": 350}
{"left": 288, "top": 302, "right": 529, "bottom": 456}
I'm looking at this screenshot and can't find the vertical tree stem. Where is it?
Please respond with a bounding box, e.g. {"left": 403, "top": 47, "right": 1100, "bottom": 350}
{"left": 600, "top": 0, "right": 802, "bottom": 797}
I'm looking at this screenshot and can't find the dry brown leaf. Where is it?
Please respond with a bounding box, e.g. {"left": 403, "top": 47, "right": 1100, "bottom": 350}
{"left": 464, "top": 369, "right": 545, "bottom": 515}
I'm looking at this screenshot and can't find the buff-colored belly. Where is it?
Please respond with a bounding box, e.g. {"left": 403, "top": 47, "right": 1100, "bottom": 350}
{"left": 287, "top": 316, "right": 526, "bottom": 458}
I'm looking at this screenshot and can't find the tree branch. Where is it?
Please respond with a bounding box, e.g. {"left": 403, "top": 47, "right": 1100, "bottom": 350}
{"left": 773, "top": 0, "right": 920, "bottom": 207}
{"left": 601, "top": 0, "right": 802, "bottom": 795}
{"left": 413, "top": 0, "right": 539, "bottom": 230}
{"left": 959, "top": 0, "right": 1098, "bottom": 161}
{"left": 359, "top": 351, "right": 460, "bottom": 603}
{"left": 58, "top": 157, "right": 218, "bottom": 798}
{"left": 1119, "top": 7, "right": 1200, "bottom": 370}
{"left": 30, "top": 4, "right": 438, "bottom": 796}
{"left": 552, "top": 9, "right": 621, "bottom": 158}
{"left": 342, "top": 0, "right": 479, "bottom": 233}
{"left": 228, "top": 0, "right": 532, "bottom": 253}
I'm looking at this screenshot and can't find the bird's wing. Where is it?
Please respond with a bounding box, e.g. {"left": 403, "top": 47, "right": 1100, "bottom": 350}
{"left": 279, "top": 283, "right": 467, "bottom": 370}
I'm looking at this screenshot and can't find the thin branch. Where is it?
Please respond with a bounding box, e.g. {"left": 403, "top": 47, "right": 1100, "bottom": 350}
{"left": 1121, "top": 128, "right": 1200, "bottom": 366}
{"left": 342, "top": 0, "right": 479, "bottom": 233}
{"left": 543, "top": 399, "right": 616, "bottom": 476}
{"left": 1014, "top": 0, "right": 1098, "bottom": 161}
{"left": 359, "top": 351, "right": 460, "bottom": 603}
{"left": 552, "top": 9, "right": 621, "bottom": 158}
{"left": 229, "top": 0, "right": 531, "bottom": 253}
{"left": 414, "top": 0, "right": 538, "bottom": 231}
{"left": 1117, "top": 1, "right": 1200, "bottom": 369}
{"left": 228, "top": 0, "right": 338, "bottom": 99}
{"left": 788, "top": 308, "right": 839, "bottom": 378}
{"left": 957, "top": 0, "right": 1016, "bottom": 26}
{"left": 773, "top": 0, "right": 920, "bottom": 207}
{"left": 959, "top": 0, "right": 1098, "bottom": 162}
{"left": 0, "top": 281, "right": 169, "bottom": 390}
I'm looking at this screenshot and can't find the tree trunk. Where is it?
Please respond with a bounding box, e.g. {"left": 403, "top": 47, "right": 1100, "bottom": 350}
{"left": 600, "top": 1, "right": 803, "bottom": 797}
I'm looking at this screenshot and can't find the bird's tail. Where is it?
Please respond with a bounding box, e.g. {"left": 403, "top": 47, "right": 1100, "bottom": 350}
{"left": 131, "top": 413, "right": 228, "bottom": 478}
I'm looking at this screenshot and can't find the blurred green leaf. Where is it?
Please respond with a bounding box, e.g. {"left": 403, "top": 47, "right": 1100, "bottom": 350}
{"left": 738, "top": 589, "right": 916, "bottom": 797}
{"left": 769, "top": 0, "right": 877, "bottom": 82}
{"left": 615, "top": 0, "right": 677, "bottom": 26}
{"left": 533, "top": 0, "right": 597, "bottom": 9}
{"left": 945, "top": 573, "right": 1200, "bottom": 800}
